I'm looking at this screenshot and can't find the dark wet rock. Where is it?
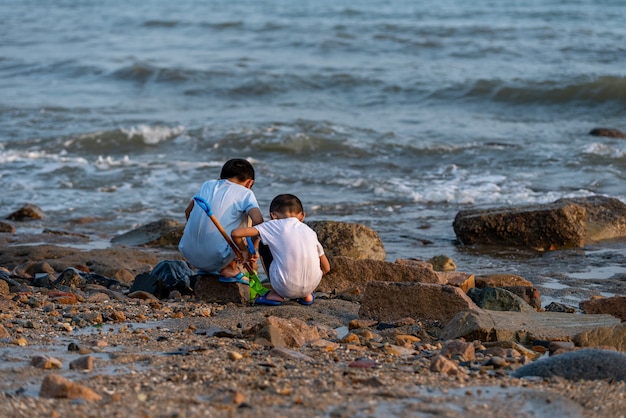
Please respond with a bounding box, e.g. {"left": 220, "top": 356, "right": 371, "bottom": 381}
{"left": 111, "top": 218, "right": 184, "bottom": 247}
{"left": 307, "top": 220, "right": 386, "bottom": 261}
{"left": 52, "top": 268, "right": 85, "bottom": 288}
{"left": 544, "top": 301, "right": 577, "bottom": 313}
{"left": 51, "top": 267, "right": 123, "bottom": 289}
{"left": 441, "top": 309, "right": 622, "bottom": 349}
{"left": 0, "top": 269, "right": 22, "bottom": 289}
{"left": 453, "top": 201, "right": 586, "bottom": 250}
{"left": 512, "top": 348, "right": 626, "bottom": 382}
{"left": 358, "top": 281, "right": 480, "bottom": 324}
{"left": 32, "top": 273, "right": 52, "bottom": 287}
{"left": 589, "top": 127, "right": 625, "bottom": 138}
{"left": 6, "top": 203, "right": 45, "bottom": 221}
{"left": 580, "top": 295, "right": 626, "bottom": 321}
{"left": 0, "top": 221, "right": 15, "bottom": 233}
{"left": 573, "top": 324, "right": 626, "bottom": 351}
{"left": 82, "top": 272, "right": 123, "bottom": 289}
{"left": 467, "top": 287, "right": 535, "bottom": 312}
{"left": 318, "top": 255, "right": 443, "bottom": 294}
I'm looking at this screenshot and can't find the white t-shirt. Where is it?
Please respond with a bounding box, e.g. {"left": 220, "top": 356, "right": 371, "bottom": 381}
{"left": 179, "top": 179, "right": 259, "bottom": 273}
{"left": 255, "top": 217, "right": 325, "bottom": 299}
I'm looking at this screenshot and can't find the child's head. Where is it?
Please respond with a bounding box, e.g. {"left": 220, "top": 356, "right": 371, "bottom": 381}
{"left": 270, "top": 194, "right": 305, "bottom": 220}
{"left": 220, "top": 158, "right": 255, "bottom": 185}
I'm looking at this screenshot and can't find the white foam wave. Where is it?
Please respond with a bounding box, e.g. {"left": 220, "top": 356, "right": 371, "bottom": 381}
{"left": 94, "top": 155, "right": 132, "bottom": 170}
{"left": 582, "top": 142, "right": 626, "bottom": 158}
{"left": 375, "top": 169, "right": 594, "bottom": 207}
{"left": 121, "top": 124, "right": 185, "bottom": 144}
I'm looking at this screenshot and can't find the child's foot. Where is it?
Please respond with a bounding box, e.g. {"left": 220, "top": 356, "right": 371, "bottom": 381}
{"left": 218, "top": 272, "right": 249, "bottom": 285}
{"left": 296, "top": 293, "right": 315, "bottom": 306}
{"left": 254, "top": 290, "right": 284, "bottom": 306}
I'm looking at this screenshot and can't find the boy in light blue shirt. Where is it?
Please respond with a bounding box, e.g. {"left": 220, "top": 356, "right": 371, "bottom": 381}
{"left": 179, "top": 159, "right": 263, "bottom": 284}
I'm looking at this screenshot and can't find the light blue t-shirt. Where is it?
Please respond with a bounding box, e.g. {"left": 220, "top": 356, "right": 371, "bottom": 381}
{"left": 179, "top": 179, "right": 259, "bottom": 273}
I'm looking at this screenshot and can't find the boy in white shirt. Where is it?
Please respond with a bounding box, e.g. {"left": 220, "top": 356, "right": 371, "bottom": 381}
{"left": 231, "top": 194, "right": 330, "bottom": 305}
{"left": 179, "top": 159, "right": 263, "bottom": 284}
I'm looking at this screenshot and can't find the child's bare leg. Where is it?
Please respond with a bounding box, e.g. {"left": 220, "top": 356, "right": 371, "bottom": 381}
{"left": 219, "top": 261, "right": 243, "bottom": 279}
{"left": 300, "top": 293, "right": 313, "bottom": 303}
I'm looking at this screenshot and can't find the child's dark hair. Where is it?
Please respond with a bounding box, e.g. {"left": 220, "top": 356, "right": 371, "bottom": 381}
{"left": 270, "top": 194, "right": 304, "bottom": 215}
{"left": 220, "top": 158, "right": 255, "bottom": 181}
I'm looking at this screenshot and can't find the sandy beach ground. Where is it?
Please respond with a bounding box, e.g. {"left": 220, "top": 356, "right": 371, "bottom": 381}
{"left": 0, "top": 233, "right": 625, "bottom": 418}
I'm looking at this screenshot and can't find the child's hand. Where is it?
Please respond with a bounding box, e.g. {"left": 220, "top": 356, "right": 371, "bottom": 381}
{"left": 237, "top": 251, "right": 251, "bottom": 264}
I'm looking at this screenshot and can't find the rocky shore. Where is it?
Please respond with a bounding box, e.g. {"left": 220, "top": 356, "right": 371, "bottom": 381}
{"left": 1, "top": 203, "right": 626, "bottom": 418}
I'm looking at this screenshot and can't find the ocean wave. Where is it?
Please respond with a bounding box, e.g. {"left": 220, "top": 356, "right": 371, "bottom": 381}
{"left": 582, "top": 142, "right": 626, "bottom": 159}
{"left": 214, "top": 121, "right": 367, "bottom": 156}
{"left": 60, "top": 125, "right": 185, "bottom": 153}
{"left": 462, "top": 76, "right": 626, "bottom": 104}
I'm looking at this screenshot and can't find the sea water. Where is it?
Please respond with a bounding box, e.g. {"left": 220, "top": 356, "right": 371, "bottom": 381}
{"left": 2, "top": 0, "right": 626, "bottom": 299}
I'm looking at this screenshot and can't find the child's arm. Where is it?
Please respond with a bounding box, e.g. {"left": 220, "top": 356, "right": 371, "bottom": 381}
{"left": 320, "top": 254, "right": 331, "bottom": 275}
{"left": 231, "top": 226, "right": 260, "bottom": 251}
{"left": 184, "top": 200, "right": 194, "bottom": 220}
{"left": 248, "top": 207, "right": 263, "bottom": 226}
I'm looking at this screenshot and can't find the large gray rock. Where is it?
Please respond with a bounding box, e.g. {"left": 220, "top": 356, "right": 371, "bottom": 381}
{"left": 558, "top": 195, "right": 626, "bottom": 243}
{"left": 453, "top": 202, "right": 586, "bottom": 250}
{"left": 111, "top": 218, "right": 184, "bottom": 247}
{"left": 307, "top": 220, "right": 385, "bottom": 260}
{"left": 358, "top": 281, "right": 480, "bottom": 324}
{"left": 453, "top": 195, "right": 626, "bottom": 250}
{"left": 318, "top": 255, "right": 443, "bottom": 294}
{"left": 512, "top": 348, "right": 626, "bottom": 382}
{"left": 440, "top": 309, "right": 622, "bottom": 349}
